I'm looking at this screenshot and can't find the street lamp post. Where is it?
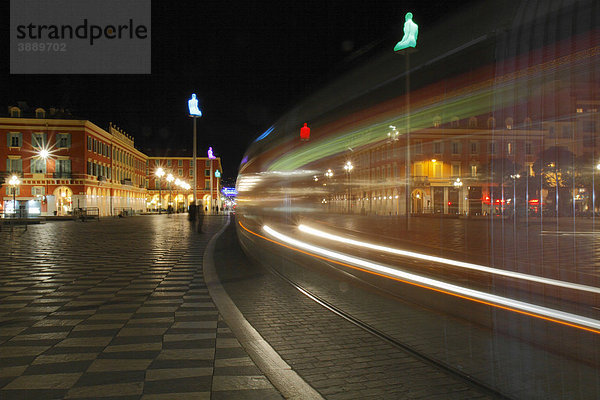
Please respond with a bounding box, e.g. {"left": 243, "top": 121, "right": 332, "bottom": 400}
{"left": 453, "top": 178, "right": 463, "bottom": 214}
{"left": 8, "top": 175, "right": 21, "bottom": 218}
{"left": 510, "top": 174, "right": 520, "bottom": 217}
{"left": 166, "top": 173, "right": 174, "bottom": 213}
{"left": 155, "top": 167, "right": 165, "bottom": 214}
{"left": 344, "top": 161, "right": 353, "bottom": 214}
{"left": 188, "top": 94, "right": 202, "bottom": 211}
{"left": 37, "top": 148, "right": 50, "bottom": 215}
{"left": 395, "top": 12, "right": 418, "bottom": 228}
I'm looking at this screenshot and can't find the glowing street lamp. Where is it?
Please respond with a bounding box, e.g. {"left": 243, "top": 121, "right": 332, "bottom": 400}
{"left": 188, "top": 94, "right": 202, "bottom": 210}
{"left": 38, "top": 149, "right": 50, "bottom": 160}
{"left": 155, "top": 167, "right": 165, "bottom": 214}
{"left": 395, "top": 12, "right": 418, "bottom": 226}
{"left": 344, "top": 161, "right": 354, "bottom": 213}
{"left": 35, "top": 148, "right": 51, "bottom": 211}
{"left": 343, "top": 161, "right": 354, "bottom": 173}
{"left": 9, "top": 175, "right": 21, "bottom": 217}
{"left": 387, "top": 125, "right": 399, "bottom": 141}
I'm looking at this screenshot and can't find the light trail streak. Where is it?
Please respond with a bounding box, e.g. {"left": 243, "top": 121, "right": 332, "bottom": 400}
{"left": 250, "top": 223, "right": 600, "bottom": 334}
{"left": 298, "top": 224, "right": 600, "bottom": 295}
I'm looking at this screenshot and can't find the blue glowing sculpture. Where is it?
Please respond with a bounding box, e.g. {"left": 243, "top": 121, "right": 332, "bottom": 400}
{"left": 188, "top": 94, "right": 202, "bottom": 117}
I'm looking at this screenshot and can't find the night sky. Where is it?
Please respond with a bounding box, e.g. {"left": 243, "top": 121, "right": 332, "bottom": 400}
{"left": 1, "top": 1, "right": 477, "bottom": 182}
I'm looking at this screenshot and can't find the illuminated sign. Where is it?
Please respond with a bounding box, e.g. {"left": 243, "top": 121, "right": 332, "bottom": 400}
{"left": 394, "top": 12, "right": 418, "bottom": 51}
{"left": 215, "top": 170, "right": 221, "bottom": 178}
{"left": 221, "top": 187, "right": 238, "bottom": 197}
{"left": 188, "top": 94, "right": 202, "bottom": 117}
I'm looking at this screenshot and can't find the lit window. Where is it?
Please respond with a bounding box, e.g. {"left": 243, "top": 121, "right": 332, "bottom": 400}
{"left": 471, "top": 165, "right": 477, "bottom": 177}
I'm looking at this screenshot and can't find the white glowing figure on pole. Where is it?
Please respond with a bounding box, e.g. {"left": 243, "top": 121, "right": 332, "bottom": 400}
{"left": 394, "top": 12, "right": 418, "bottom": 51}
{"left": 188, "top": 94, "right": 202, "bottom": 117}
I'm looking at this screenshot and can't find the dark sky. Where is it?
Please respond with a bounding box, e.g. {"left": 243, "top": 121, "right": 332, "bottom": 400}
{"left": 1, "top": 0, "right": 477, "bottom": 182}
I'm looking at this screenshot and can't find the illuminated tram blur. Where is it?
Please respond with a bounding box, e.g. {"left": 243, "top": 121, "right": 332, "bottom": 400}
{"left": 236, "top": 1, "right": 600, "bottom": 398}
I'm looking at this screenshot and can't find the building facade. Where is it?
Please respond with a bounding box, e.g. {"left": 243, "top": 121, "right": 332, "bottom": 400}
{"left": 1, "top": 108, "right": 222, "bottom": 217}
{"left": 325, "top": 110, "right": 597, "bottom": 218}
{"left": 146, "top": 156, "right": 222, "bottom": 213}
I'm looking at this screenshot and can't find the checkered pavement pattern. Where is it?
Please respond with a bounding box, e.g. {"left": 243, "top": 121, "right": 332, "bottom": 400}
{"left": 0, "top": 215, "right": 282, "bottom": 399}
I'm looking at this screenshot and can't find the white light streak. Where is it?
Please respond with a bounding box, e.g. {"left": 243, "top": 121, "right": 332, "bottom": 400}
{"left": 298, "top": 224, "right": 600, "bottom": 295}
{"left": 263, "top": 225, "right": 600, "bottom": 332}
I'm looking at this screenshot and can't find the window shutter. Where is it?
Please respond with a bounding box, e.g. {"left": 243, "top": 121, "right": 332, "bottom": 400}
{"left": 18, "top": 133, "right": 23, "bottom": 147}
{"left": 17, "top": 159, "right": 23, "bottom": 172}
{"left": 67, "top": 134, "right": 71, "bottom": 148}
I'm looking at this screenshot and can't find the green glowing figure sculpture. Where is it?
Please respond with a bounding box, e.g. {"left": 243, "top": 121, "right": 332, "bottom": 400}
{"left": 394, "top": 12, "right": 418, "bottom": 51}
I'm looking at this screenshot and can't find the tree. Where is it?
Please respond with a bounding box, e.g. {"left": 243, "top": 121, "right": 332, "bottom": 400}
{"left": 532, "top": 146, "right": 577, "bottom": 216}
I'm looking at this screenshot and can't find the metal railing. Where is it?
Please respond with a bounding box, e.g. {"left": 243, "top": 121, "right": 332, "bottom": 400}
{"left": 73, "top": 207, "right": 100, "bottom": 221}
{"left": 113, "top": 207, "right": 134, "bottom": 217}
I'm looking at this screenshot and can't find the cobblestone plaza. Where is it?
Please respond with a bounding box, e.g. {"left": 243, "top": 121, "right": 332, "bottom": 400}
{"left": 0, "top": 215, "right": 280, "bottom": 399}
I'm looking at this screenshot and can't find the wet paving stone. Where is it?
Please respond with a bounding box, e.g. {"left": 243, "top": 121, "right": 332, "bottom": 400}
{"left": 0, "top": 215, "right": 283, "bottom": 399}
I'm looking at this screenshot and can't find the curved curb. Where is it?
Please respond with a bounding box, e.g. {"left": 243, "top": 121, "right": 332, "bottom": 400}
{"left": 203, "top": 216, "right": 324, "bottom": 400}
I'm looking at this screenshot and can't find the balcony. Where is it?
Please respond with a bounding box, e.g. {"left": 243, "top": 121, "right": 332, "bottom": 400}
{"left": 121, "top": 179, "right": 133, "bottom": 186}
{"left": 53, "top": 172, "right": 72, "bottom": 179}
{"left": 412, "top": 176, "right": 430, "bottom": 185}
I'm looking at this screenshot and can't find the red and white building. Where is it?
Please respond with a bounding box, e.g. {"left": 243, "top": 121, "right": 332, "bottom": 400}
{"left": 1, "top": 106, "right": 222, "bottom": 217}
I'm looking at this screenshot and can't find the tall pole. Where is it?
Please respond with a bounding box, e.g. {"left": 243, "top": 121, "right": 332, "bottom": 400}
{"left": 405, "top": 52, "right": 411, "bottom": 228}
{"left": 158, "top": 177, "right": 162, "bottom": 214}
{"left": 193, "top": 117, "right": 198, "bottom": 208}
